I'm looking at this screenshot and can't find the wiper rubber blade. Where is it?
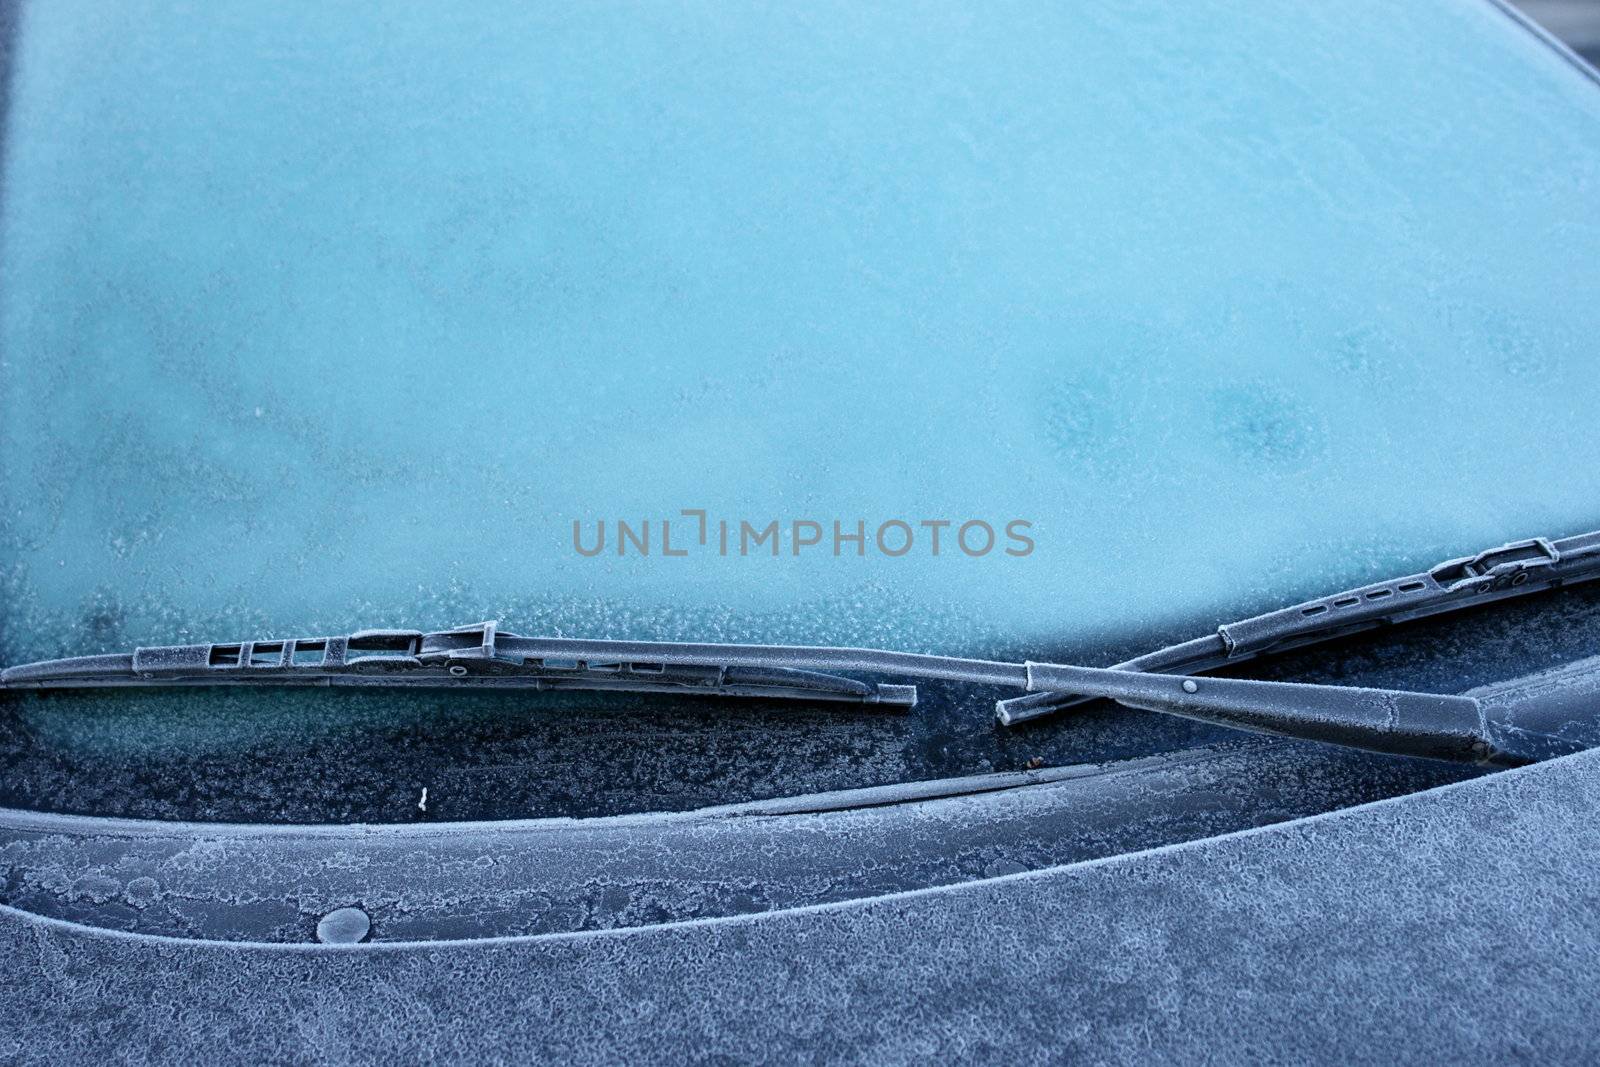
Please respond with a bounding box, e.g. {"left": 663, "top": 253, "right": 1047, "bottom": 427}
{"left": 998, "top": 528, "right": 1600, "bottom": 725}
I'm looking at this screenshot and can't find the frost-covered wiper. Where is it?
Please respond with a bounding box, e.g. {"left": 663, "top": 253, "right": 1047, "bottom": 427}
{"left": 0, "top": 622, "right": 921, "bottom": 708}
{"left": 998, "top": 529, "right": 1600, "bottom": 724}
{"left": 3, "top": 620, "right": 1593, "bottom": 768}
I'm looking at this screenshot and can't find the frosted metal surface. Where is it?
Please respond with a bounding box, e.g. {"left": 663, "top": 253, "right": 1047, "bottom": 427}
{"left": 3, "top": 739, "right": 1598, "bottom": 1062}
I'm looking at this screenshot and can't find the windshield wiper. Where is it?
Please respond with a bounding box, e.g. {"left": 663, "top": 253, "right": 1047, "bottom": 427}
{"left": 3, "top": 620, "right": 1590, "bottom": 769}
{"left": 0, "top": 622, "right": 921, "bottom": 708}
{"left": 997, "top": 528, "right": 1600, "bottom": 725}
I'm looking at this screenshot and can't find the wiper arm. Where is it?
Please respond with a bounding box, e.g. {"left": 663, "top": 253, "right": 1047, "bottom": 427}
{"left": 999, "top": 528, "right": 1600, "bottom": 725}
{"left": 2, "top": 620, "right": 1575, "bottom": 768}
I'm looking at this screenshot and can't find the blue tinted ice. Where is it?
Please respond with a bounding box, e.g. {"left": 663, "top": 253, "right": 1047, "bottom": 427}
{"left": 3, "top": 1, "right": 1599, "bottom": 661}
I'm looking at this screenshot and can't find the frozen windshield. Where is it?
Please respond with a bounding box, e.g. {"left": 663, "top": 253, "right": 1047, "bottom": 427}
{"left": 3, "top": 0, "right": 1600, "bottom": 668}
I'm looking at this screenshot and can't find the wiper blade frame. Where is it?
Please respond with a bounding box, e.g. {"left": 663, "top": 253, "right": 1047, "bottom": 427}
{"left": 0, "top": 622, "right": 920, "bottom": 708}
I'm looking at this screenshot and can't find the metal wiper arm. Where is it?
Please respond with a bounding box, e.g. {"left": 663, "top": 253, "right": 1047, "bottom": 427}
{"left": 0, "top": 620, "right": 1570, "bottom": 768}
{"left": 998, "top": 528, "right": 1600, "bottom": 725}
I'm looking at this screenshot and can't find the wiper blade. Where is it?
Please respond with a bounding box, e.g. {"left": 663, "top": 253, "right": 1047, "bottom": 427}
{"left": 0, "top": 622, "right": 919, "bottom": 708}
{"left": 998, "top": 528, "right": 1600, "bottom": 725}
{"left": 1, "top": 620, "right": 1568, "bottom": 768}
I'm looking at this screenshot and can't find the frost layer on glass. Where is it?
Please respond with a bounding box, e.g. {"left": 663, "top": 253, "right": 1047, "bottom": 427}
{"left": 3, "top": 1, "right": 1599, "bottom": 662}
